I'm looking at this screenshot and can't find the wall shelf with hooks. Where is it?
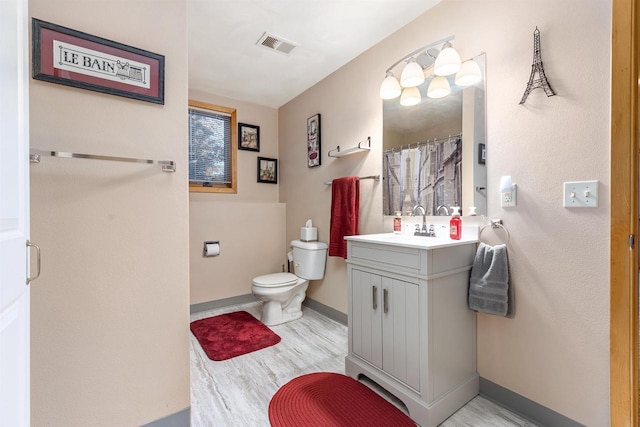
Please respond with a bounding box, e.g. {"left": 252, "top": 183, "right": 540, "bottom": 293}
{"left": 328, "top": 136, "right": 371, "bottom": 158}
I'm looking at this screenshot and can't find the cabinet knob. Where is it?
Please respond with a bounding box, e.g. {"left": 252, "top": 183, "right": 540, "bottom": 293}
{"left": 383, "top": 289, "right": 389, "bottom": 314}
{"left": 372, "top": 286, "right": 378, "bottom": 310}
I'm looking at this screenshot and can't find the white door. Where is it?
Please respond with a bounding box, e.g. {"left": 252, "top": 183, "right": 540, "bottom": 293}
{"left": 0, "top": 0, "right": 31, "bottom": 425}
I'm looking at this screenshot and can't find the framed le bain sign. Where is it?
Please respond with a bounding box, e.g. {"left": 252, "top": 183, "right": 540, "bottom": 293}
{"left": 32, "top": 18, "right": 165, "bottom": 104}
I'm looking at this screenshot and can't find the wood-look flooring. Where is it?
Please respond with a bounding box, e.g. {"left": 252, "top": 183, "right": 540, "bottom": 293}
{"left": 190, "top": 301, "right": 539, "bottom": 427}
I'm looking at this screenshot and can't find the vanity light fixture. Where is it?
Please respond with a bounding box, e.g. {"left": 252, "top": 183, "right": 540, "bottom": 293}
{"left": 379, "top": 35, "right": 479, "bottom": 106}
{"left": 379, "top": 35, "right": 454, "bottom": 102}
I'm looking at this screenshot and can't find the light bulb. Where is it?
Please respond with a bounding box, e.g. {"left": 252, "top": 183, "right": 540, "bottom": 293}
{"left": 379, "top": 72, "right": 401, "bottom": 99}
{"left": 455, "top": 60, "right": 482, "bottom": 86}
{"left": 400, "top": 58, "right": 425, "bottom": 88}
{"left": 400, "top": 87, "right": 421, "bottom": 106}
{"left": 434, "top": 43, "right": 461, "bottom": 76}
{"left": 427, "top": 76, "right": 450, "bottom": 99}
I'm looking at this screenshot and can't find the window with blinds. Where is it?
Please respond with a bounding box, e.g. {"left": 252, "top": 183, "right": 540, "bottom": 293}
{"left": 188, "top": 100, "right": 237, "bottom": 193}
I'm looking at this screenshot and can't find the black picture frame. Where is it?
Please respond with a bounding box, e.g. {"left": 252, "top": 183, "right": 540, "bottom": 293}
{"left": 238, "top": 123, "right": 260, "bottom": 152}
{"left": 257, "top": 157, "right": 277, "bottom": 184}
{"left": 478, "top": 143, "right": 486, "bottom": 164}
{"left": 32, "top": 18, "right": 165, "bottom": 104}
{"left": 307, "top": 113, "right": 321, "bottom": 167}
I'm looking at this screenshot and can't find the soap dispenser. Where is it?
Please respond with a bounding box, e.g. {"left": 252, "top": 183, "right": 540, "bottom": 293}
{"left": 449, "top": 206, "right": 461, "bottom": 240}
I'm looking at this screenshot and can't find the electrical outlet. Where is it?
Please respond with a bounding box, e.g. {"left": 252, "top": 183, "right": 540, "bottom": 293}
{"left": 501, "top": 184, "right": 517, "bottom": 207}
{"left": 563, "top": 180, "right": 598, "bottom": 207}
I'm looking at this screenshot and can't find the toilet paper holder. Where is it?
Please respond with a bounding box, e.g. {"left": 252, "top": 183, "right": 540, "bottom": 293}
{"left": 203, "top": 241, "right": 220, "bottom": 257}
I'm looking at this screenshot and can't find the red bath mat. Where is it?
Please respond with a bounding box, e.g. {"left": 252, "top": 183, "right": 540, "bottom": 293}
{"left": 190, "top": 311, "right": 281, "bottom": 361}
{"left": 269, "top": 372, "right": 416, "bottom": 426}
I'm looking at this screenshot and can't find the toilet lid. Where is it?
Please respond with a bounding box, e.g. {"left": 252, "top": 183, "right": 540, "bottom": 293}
{"left": 253, "top": 272, "right": 298, "bottom": 288}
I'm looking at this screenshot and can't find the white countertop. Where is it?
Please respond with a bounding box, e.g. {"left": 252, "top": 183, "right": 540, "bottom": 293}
{"left": 345, "top": 232, "right": 479, "bottom": 250}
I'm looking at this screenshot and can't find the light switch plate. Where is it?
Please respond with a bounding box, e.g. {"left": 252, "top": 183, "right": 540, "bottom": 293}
{"left": 563, "top": 180, "right": 598, "bottom": 208}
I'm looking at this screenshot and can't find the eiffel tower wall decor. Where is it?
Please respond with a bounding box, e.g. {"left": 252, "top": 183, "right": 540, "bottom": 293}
{"left": 520, "top": 27, "right": 556, "bottom": 104}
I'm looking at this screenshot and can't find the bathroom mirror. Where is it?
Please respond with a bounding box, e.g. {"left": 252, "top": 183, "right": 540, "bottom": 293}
{"left": 382, "top": 53, "right": 486, "bottom": 217}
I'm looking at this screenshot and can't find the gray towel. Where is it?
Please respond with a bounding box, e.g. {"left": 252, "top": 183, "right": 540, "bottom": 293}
{"left": 468, "top": 243, "right": 513, "bottom": 317}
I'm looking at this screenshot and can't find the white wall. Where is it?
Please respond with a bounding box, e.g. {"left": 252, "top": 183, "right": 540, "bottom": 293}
{"left": 29, "top": 0, "right": 190, "bottom": 425}
{"left": 278, "top": 0, "right": 610, "bottom": 424}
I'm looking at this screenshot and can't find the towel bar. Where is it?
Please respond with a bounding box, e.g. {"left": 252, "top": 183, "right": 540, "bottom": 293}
{"left": 30, "top": 149, "right": 176, "bottom": 172}
{"left": 324, "top": 175, "right": 380, "bottom": 185}
{"left": 479, "top": 219, "right": 511, "bottom": 245}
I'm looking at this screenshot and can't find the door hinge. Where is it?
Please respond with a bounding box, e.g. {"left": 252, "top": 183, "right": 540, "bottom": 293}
{"left": 629, "top": 234, "right": 635, "bottom": 249}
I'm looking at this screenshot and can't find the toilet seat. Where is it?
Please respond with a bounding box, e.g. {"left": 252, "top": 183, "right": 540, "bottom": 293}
{"left": 252, "top": 272, "right": 298, "bottom": 288}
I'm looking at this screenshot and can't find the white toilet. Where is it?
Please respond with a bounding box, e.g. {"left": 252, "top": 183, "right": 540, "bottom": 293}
{"left": 252, "top": 240, "right": 328, "bottom": 326}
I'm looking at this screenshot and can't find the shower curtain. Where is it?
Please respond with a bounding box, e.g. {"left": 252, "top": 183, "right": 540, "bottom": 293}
{"left": 383, "top": 137, "right": 462, "bottom": 216}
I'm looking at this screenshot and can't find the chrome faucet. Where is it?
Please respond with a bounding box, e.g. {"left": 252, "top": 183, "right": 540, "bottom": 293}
{"left": 412, "top": 204, "right": 435, "bottom": 236}
{"left": 412, "top": 204, "right": 426, "bottom": 229}
{"left": 436, "top": 205, "right": 449, "bottom": 216}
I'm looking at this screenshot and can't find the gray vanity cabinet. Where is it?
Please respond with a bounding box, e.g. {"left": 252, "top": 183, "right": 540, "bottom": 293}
{"left": 345, "top": 237, "right": 479, "bottom": 427}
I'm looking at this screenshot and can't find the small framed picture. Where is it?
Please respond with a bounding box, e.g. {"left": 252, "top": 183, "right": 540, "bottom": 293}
{"left": 478, "top": 143, "right": 486, "bottom": 164}
{"left": 238, "top": 123, "right": 260, "bottom": 151}
{"left": 307, "top": 113, "right": 321, "bottom": 168}
{"left": 257, "top": 157, "right": 277, "bottom": 184}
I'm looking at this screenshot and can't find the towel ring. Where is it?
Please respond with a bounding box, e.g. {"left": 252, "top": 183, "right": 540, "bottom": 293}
{"left": 479, "top": 219, "right": 511, "bottom": 245}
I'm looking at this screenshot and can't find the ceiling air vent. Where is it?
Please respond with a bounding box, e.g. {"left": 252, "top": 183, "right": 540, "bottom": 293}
{"left": 256, "top": 32, "right": 298, "bottom": 55}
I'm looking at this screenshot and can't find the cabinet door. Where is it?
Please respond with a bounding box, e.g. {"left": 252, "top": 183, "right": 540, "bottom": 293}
{"left": 351, "top": 269, "right": 382, "bottom": 368}
{"left": 382, "top": 277, "right": 420, "bottom": 391}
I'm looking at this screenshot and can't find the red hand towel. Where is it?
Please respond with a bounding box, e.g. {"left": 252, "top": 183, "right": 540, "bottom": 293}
{"left": 329, "top": 176, "right": 360, "bottom": 258}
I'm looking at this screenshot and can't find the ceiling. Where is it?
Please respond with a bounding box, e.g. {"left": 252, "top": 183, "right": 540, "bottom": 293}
{"left": 188, "top": 0, "right": 440, "bottom": 108}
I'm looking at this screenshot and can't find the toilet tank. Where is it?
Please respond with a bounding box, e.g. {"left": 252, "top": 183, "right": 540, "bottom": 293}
{"left": 291, "top": 239, "right": 328, "bottom": 280}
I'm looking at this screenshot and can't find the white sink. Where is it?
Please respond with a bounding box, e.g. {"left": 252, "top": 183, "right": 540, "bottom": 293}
{"left": 345, "top": 231, "right": 478, "bottom": 249}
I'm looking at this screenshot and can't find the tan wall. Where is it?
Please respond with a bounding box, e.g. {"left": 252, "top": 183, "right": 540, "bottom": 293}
{"left": 29, "top": 1, "right": 190, "bottom": 425}
{"left": 278, "top": 0, "right": 610, "bottom": 425}
{"left": 190, "top": 201, "right": 286, "bottom": 304}
{"left": 188, "top": 91, "right": 285, "bottom": 304}
{"left": 278, "top": 50, "right": 383, "bottom": 312}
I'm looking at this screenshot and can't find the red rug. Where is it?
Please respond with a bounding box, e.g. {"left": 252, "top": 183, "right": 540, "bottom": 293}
{"left": 190, "top": 311, "right": 281, "bottom": 361}
{"left": 269, "top": 372, "right": 416, "bottom": 426}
